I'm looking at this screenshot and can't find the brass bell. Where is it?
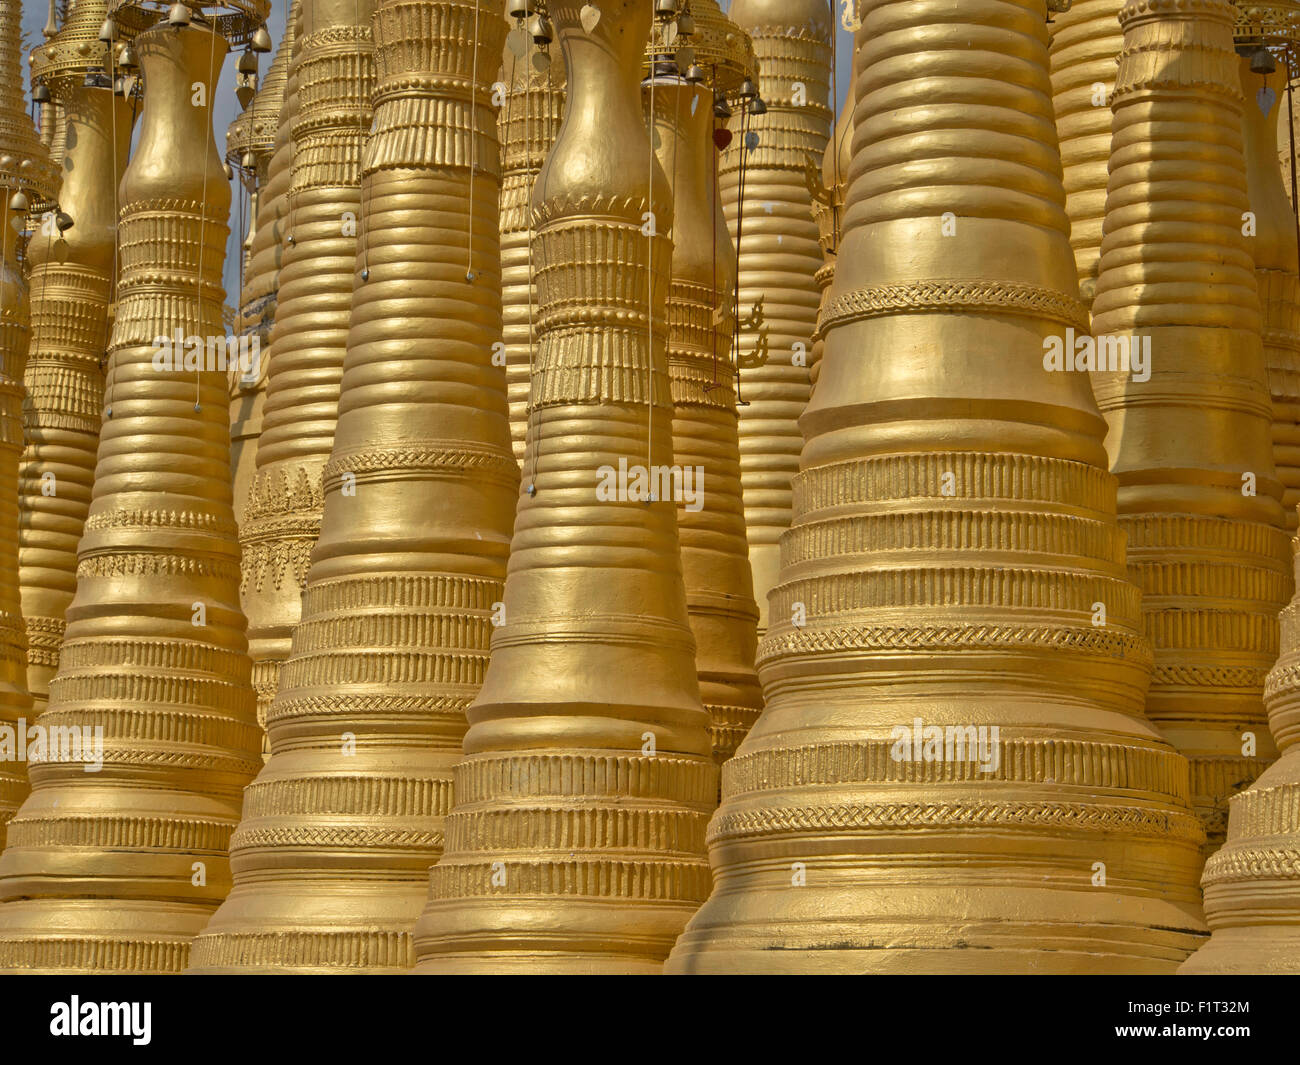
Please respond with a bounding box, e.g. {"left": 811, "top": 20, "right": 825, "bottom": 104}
{"left": 528, "top": 13, "right": 553, "bottom": 45}
{"left": 1251, "top": 47, "right": 1277, "bottom": 75}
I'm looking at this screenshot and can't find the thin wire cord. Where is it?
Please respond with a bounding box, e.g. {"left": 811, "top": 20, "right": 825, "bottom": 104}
{"left": 646, "top": 25, "right": 657, "bottom": 480}
{"left": 710, "top": 69, "right": 718, "bottom": 390}
{"left": 466, "top": 0, "right": 481, "bottom": 280}
{"left": 194, "top": 18, "right": 221, "bottom": 411}
{"left": 524, "top": 25, "right": 539, "bottom": 490}
{"left": 732, "top": 97, "right": 751, "bottom": 406}
{"left": 106, "top": 42, "right": 120, "bottom": 415}
{"left": 830, "top": 0, "right": 840, "bottom": 253}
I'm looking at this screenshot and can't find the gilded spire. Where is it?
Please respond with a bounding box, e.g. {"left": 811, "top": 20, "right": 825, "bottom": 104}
{"left": 668, "top": 0, "right": 1205, "bottom": 974}
{"left": 1236, "top": 10, "right": 1300, "bottom": 536}
{"left": 230, "top": 0, "right": 300, "bottom": 623}
{"left": 1049, "top": 0, "right": 1125, "bottom": 307}
{"left": 0, "top": 0, "right": 55, "bottom": 846}
{"left": 413, "top": 0, "right": 715, "bottom": 974}
{"left": 18, "top": 80, "right": 134, "bottom": 720}
{"left": 724, "top": 0, "right": 831, "bottom": 634}
{"left": 190, "top": 0, "right": 515, "bottom": 972}
{"left": 238, "top": 0, "right": 374, "bottom": 741}
{"left": 1091, "top": 0, "right": 1291, "bottom": 851}
{"left": 645, "top": 7, "right": 761, "bottom": 766}
{"left": 500, "top": 10, "right": 565, "bottom": 464}
{"left": 0, "top": 20, "right": 259, "bottom": 972}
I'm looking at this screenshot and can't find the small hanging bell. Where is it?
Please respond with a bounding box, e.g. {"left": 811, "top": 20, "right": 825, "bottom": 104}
{"left": 1251, "top": 47, "right": 1277, "bottom": 76}
{"left": 529, "top": 13, "right": 553, "bottom": 45}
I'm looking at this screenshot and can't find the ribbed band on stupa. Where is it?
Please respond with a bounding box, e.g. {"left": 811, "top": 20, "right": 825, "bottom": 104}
{"left": 412, "top": 0, "right": 716, "bottom": 975}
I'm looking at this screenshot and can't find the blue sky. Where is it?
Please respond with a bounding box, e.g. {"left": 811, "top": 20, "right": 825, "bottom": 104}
{"left": 20, "top": 0, "right": 852, "bottom": 311}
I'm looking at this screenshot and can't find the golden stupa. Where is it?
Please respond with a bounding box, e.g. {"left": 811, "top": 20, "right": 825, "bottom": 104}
{"left": 189, "top": 0, "right": 516, "bottom": 972}
{"left": 2, "top": 0, "right": 1300, "bottom": 985}
{"left": 667, "top": 0, "right": 1206, "bottom": 974}
{"left": 0, "top": 14, "right": 261, "bottom": 972}
{"left": 228, "top": 0, "right": 299, "bottom": 535}
{"left": 646, "top": 6, "right": 761, "bottom": 766}
{"left": 723, "top": 0, "right": 830, "bottom": 635}
{"left": 499, "top": 8, "right": 564, "bottom": 463}
{"left": 412, "top": 0, "right": 716, "bottom": 974}
{"left": 20, "top": 0, "right": 134, "bottom": 720}
{"left": 1091, "top": 0, "right": 1291, "bottom": 851}
{"left": 0, "top": 0, "right": 56, "bottom": 847}
{"left": 238, "top": 0, "right": 374, "bottom": 739}
{"left": 1237, "top": 5, "right": 1300, "bottom": 535}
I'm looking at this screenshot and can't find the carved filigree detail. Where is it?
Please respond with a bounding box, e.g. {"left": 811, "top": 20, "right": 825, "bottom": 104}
{"left": 821, "top": 279, "right": 1090, "bottom": 332}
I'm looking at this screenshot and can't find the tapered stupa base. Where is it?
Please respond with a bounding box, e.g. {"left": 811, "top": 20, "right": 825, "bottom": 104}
{"left": 0, "top": 900, "right": 216, "bottom": 973}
